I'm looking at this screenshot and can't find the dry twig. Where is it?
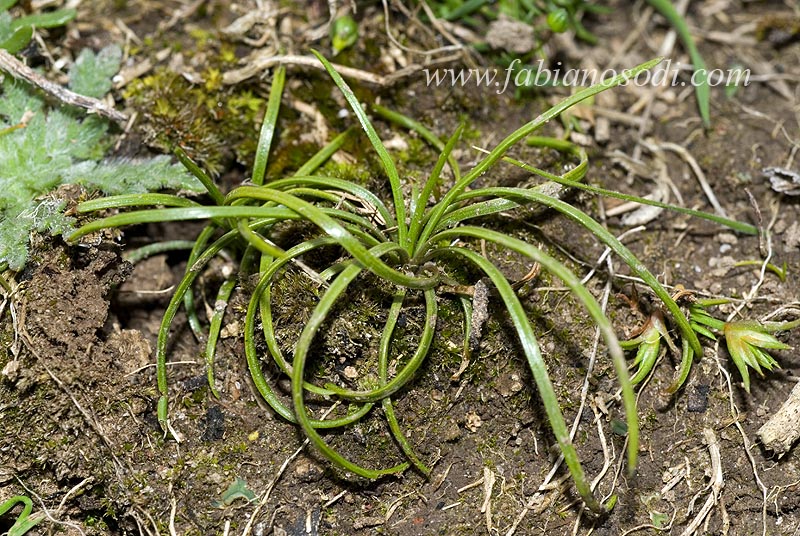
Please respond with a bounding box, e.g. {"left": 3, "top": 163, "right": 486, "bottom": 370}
{"left": 758, "top": 380, "right": 800, "bottom": 457}
{"left": 679, "top": 428, "right": 724, "bottom": 536}
{"left": 481, "top": 467, "right": 496, "bottom": 534}
{"left": 222, "top": 52, "right": 461, "bottom": 86}
{"left": 0, "top": 50, "right": 127, "bottom": 122}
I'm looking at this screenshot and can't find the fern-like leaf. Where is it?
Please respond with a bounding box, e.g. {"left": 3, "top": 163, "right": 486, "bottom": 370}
{"left": 69, "top": 45, "right": 122, "bottom": 98}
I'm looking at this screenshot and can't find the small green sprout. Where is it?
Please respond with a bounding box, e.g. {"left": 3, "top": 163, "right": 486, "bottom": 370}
{"left": 668, "top": 298, "right": 797, "bottom": 393}
{"left": 546, "top": 8, "right": 569, "bottom": 33}
{"left": 630, "top": 325, "right": 661, "bottom": 385}
{"left": 621, "top": 312, "right": 672, "bottom": 385}
{"left": 331, "top": 15, "right": 358, "bottom": 55}
{"left": 723, "top": 321, "right": 788, "bottom": 393}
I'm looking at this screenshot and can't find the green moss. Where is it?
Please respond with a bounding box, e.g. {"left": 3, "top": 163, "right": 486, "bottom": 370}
{"left": 123, "top": 68, "right": 267, "bottom": 174}
{"left": 220, "top": 441, "right": 248, "bottom": 455}
{"left": 121, "top": 24, "right": 270, "bottom": 173}
{"left": 85, "top": 515, "right": 109, "bottom": 529}
{"left": 265, "top": 138, "right": 323, "bottom": 178}
{"left": 394, "top": 136, "right": 430, "bottom": 167}
{"left": 644, "top": 409, "right": 658, "bottom": 427}
{"left": 318, "top": 158, "right": 372, "bottom": 185}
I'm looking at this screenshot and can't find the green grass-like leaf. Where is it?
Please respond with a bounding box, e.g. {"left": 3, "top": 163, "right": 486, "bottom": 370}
{"left": 645, "top": 0, "right": 710, "bottom": 127}
{"left": 0, "top": 495, "right": 43, "bottom": 536}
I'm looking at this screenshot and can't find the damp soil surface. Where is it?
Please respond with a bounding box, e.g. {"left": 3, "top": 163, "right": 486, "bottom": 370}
{"left": 2, "top": 1, "right": 800, "bottom": 535}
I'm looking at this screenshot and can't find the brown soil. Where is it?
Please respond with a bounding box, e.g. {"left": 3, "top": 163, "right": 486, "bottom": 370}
{"left": 2, "top": 1, "right": 800, "bottom": 535}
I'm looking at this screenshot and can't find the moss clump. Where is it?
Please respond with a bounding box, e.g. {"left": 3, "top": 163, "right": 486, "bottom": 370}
{"left": 119, "top": 26, "right": 266, "bottom": 175}
{"left": 123, "top": 68, "right": 265, "bottom": 175}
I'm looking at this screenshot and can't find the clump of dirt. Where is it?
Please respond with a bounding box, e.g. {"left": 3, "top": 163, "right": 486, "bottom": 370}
{"left": 1, "top": 245, "right": 143, "bottom": 530}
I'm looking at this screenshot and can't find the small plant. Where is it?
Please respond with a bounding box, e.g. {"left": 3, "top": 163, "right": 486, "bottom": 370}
{"left": 331, "top": 15, "right": 359, "bottom": 55}
{"left": 620, "top": 310, "right": 673, "bottom": 386}
{"left": 723, "top": 321, "right": 787, "bottom": 391}
{"left": 622, "top": 296, "right": 798, "bottom": 393}
{"left": 689, "top": 300, "right": 796, "bottom": 392}
{"left": 68, "top": 52, "right": 760, "bottom": 512}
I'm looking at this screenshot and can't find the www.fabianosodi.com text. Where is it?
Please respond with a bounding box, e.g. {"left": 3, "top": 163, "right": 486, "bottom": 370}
{"left": 423, "top": 59, "right": 751, "bottom": 94}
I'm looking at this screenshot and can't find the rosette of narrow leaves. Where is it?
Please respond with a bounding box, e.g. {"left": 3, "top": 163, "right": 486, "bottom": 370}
{"left": 669, "top": 299, "right": 794, "bottom": 393}
{"left": 70, "top": 51, "right": 759, "bottom": 514}
{"left": 723, "top": 321, "right": 788, "bottom": 392}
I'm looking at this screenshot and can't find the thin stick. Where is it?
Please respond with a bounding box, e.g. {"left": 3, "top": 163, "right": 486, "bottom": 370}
{"left": 55, "top": 477, "right": 93, "bottom": 514}
{"left": 679, "top": 428, "right": 723, "bottom": 536}
{"left": 222, "top": 52, "right": 461, "bottom": 86}
{"left": 0, "top": 49, "right": 127, "bottom": 123}
{"left": 659, "top": 141, "right": 727, "bottom": 218}
{"left": 169, "top": 496, "right": 178, "bottom": 536}
{"left": 480, "top": 467, "right": 496, "bottom": 534}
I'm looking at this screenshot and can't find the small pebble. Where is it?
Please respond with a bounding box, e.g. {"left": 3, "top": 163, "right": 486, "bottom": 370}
{"left": 465, "top": 411, "right": 482, "bottom": 432}
{"left": 687, "top": 384, "right": 710, "bottom": 412}
{"left": 294, "top": 458, "right": 324, "bottom": 483}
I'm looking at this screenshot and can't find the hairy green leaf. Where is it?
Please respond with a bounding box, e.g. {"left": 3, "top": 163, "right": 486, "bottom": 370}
{"left": 69, "top": 44, "right": 122, "bottom": 98}
{"left": 70, "top": 156, "right": 203, "bottom": 195}
{"left": 0, "top": 54, "right": 200, "bottom": 270}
